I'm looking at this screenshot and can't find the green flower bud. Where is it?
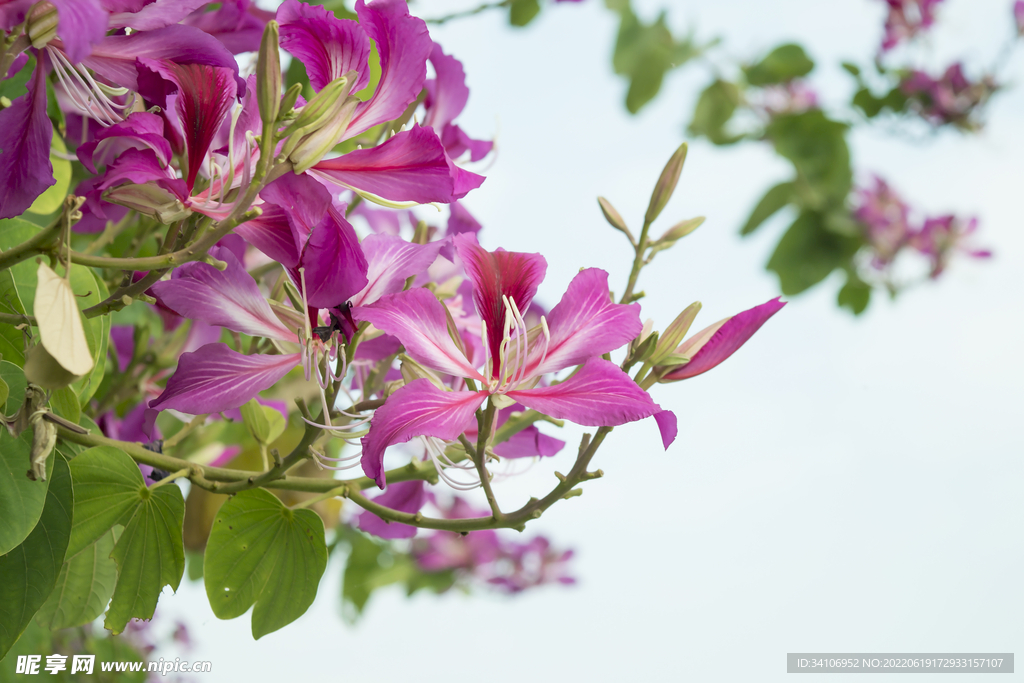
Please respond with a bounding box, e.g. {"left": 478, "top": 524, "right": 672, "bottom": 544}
{"left": 645, "top": 142, "right": 688, "bottom": 225}
{"left": 651, "top": 301, "right": 701, "bottom": 365}
{"left": 27, "top": 2, "right": 59, "bottom": 49}
{"left": 597, "top": 196, "right": 635, "bottom": 243}
{"left": 257, "top": 21, "right": 282, "bottom": 128}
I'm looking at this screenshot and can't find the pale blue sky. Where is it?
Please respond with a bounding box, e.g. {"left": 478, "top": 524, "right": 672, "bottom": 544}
{"left": 155, "top": 1, "right": 1024, "bottom": 680}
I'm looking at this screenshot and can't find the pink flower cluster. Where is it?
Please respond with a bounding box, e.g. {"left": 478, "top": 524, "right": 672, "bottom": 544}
{"left": 879, "top": 0, "right": 944, "bottom": 51}
{"left": 901, "top": 63, "right": 997, "bottom": 130}
{"left": 853, "top": 176, "right": 990, "bottom": 278}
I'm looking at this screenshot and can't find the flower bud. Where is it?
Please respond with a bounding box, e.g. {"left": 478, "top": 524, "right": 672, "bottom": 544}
{"left": 651, "top": 302, "right": 701, "bottom": 364}
{"left": 27, "top": 2, "right": 59, "bottom": 49}
{"left": 656, "top": 216, "right": 704, "bottom": 244}
{"left": 280, "top": 75, "right": 358, "bottom": 172}
{"left": 645, "top": 142, "right": 688, "bottom": 225}
{"left": 104, "top": 183, "right": 191, "bottom": 224}
{"left": 257, "top": 21, "right": 282, "bottom": 127}
{"left": 279, "top": 83, "right": 303, "bottom": 118}
{"left": 597, "top": 197, "right": 634, "bottom": 243}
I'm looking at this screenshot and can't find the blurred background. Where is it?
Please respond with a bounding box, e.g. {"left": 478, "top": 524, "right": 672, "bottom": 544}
{"left": 83, "top": 0, "right": 1024, "bottom": 679}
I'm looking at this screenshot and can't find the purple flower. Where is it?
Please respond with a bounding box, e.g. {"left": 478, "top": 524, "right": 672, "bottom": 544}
{"left": 910, "top": 215, "right": 990, "bottom": 278}
{"left": 659, "top": 298, "right": 785, "bottom": 382}
{"left": 901, "top": 63, "right": 997, "bottom": 130}
{"left": 1015, "top": 0, "right": 1024, "bottom": 36}
{"left": 355, "top": 235, "right": 670, "bottom": 488}
{"left": 853, "top": 175, "right": 913, "bottom": 266}
{"left": 880, "top": 0, "right": 944, "bottom": 51}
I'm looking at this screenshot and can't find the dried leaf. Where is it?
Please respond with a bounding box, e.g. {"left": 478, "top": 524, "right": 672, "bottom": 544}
{"left": 34, "top": 263, "right": 94, "bottom": 377}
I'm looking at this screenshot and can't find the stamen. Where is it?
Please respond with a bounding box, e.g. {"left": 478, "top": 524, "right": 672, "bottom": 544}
{"left": 479, "top": 319, "right": 491, "bottom": 380}
{"left": 423, "top": 437, "right": 480, "bottom": 490}
{"left": 508, "top": 297, "right": 528, "bottom": 389}
{"left": 538, "top": 315, "right": 551, "bottom": 373}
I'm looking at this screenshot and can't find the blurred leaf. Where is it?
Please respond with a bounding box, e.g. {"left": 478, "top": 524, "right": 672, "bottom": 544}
{"left": 204, "top": 489, "right": 327, "bottom": 639}
{"left": 0, "top": 360, "right": 27, "bottom": 414}
{"left": 49, "top": 386, "right": 80, "bottom": 425}
{"left": 104, "top": 479, "right": 185, "bottom": 634}
{"left": 744, "top": 43, "right": 814, "bottom": 86}
{"left": 741, "top": 181, "right": 795, "bottom": 235}
{"left": 689, "top": 79, "right": 743, "bottom": 145}
{"left": 611, "top": 5, "right": 683, "bottom": 113}
{"left": 838, "top": 271, "right": 872, "bottom": 315}
{"left": 766, "top": 110, "right": 851, "bottom": 207}
{"left": 25, "top": 132, "right": 70, "bottom": 216}
{"left": 0, "top": 376, "right": 7, "bottom": 410}
{"left": 0, "top": 55, "right": 33, "bottom": 102}
{"left": 767, "top": 211, "right": 860, "bottom": 295}
{"left": 35, "top": 527, "right": 120, "bottom": 630}
{"left": 0, "top": 426, "right": 53, "bottom": 555}
{"left": 841, "top": 61, "right": 861, "bottom": 77}
{"left": 852, "top": 85, "right": 909, "bottom": 119}
{"left": 0, "top": 453, "right": 72, "bottom": 660}
{"left": 240, "top": 398, "right": 271, "bottom": 443}
{"left": 509, "top": 0, "right": 540, "bottom": 27}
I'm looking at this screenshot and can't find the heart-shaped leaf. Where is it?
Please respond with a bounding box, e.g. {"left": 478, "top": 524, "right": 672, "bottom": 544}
{"left": 204, "top": 489, "right": 327, "bottom": 639}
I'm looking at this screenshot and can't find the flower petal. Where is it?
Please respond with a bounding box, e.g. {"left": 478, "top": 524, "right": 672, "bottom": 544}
{"left": 277, "top": 0, "right": 370, "bottom": 93}
{"left": 52, "top": 0, "right": 108, "bottom": 63}
{"left": 423, "top": 42, "right": 468, "bottom": 132}
{"left": 661, "top": 297, "right": 785, "bottom": 381}
{"left": 182, "top": 0, "right": 269, "bottom": 54}
{"left": 0, "top": 63, "right": 54, "bottom": 219}
{"left": 310, "top": 125, "right": 484, "bottom": 204}
{"left": 350, "top": 233, "right": 442, "bottom": 307}
{"left": 149, "top": 343, "right": 301, "bottom": 414}
{"left": 346, "top": 0, "right": 431, "bottom": 137}
{"left": 233, "top": 204, "right": 302, "bottom": 267}
{"left": 296, "top": 203, "right": 369, "bottom": 308}
{"left": 455, "top": 234, "right": 547, "bottom": 379}
{"left": 77, "top": 111, "right": 173, "bottom": 174}
{"left": 653, "top": 409, "right": 677, "bottom": 450}
{"left": 508, "top": 358, "right": 661, "bottom": 427}
{"left": 361, "top": 380, "right": 485, "bottom": 488}
{"left": 446, "top": 200, "right": 481, "bottom": 237}
{"left": 525, "top": 268, "right": 641, "bottom": 377}
{"left": 494, "top": 425, "right": 565, "bottom": 459}
{"left": 108, "top": 0, "right": 209, "bottom": 31}
{"left": 357, "top": 480, "right": 426, "bottom": 539}
{"left": 353, "top": 288, "right": 483, "bottom": 381}
{"left": 150, "top": 247, "right": 296, "bottom": 341}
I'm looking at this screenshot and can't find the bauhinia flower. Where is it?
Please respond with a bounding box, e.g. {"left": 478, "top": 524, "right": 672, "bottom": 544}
{"left": 354, "top": 234, "right": 674, "bottom": 489}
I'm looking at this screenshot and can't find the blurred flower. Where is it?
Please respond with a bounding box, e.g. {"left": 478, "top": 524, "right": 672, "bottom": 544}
{"left": 757, "top": 80, "right": 818, "bottom": 117}
{"left": 853, "top": 176, "right": 912, "bottom": 266}
{"left": 880, "top": 0, "right": 944, "bottom": 51}
{"left": 901, "top": 63, "right": 997, "bottom": 130}
{"left": 910, "top": 215, "right": 991, "bottom": 278}
{"left": 1015, "top": 0, "right": 1024, "bottom": 36}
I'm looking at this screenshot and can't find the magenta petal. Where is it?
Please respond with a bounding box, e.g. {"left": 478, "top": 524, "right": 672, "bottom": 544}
{"left": 110, "top": 325, "right": 135, "bottom": 372}
{"left": 493, "top": 425, "right": 565, "bottom": 459}
{"left": 81, "top": 24, "right": 243, "bottom": 93}
{"left": 183, "top": 0, "right": 268, "bottom": 54}
{"left": 446, "top": 200, "right": 481, "bottom": 236}
{"left": 233, "top": 205, "right": 302, "bottom": 267}
{"left": 347, "top": 0, "right": 431, "bottom": 137}
{"left": 95, "top": 147, "right": 188, "bottom": 201}
{"left": 108, "top": 0, "right": 208, "bottom": 31}
{"left": 353, "top": 288, "right": 483, "bottom": 381}
{"left": 149, "top": 343, "right": 301, "bottom": 414}
{"left": 52, "top": 0, "right": 107, "bottom": 63}
{"left": 526, "top": 268, "right": 641, "bottom": 376}
{"left": 277, "top": 0, "right": 370, "bottom": 93}
{"left": 653, "top": 410, "right": 677, "bottom": 449}
{"left": 662, "top": 297, "right": 786, "bottom": 381}
{"left": 441, "top": 123, "right": 493, "bottom": 163}
{"left": 423, "top": 42, "right": 468, "bottom": 132}
{"left": 455, "top": 234, "right": 547, "bottom": 379}
{"left": 357, "top": 480, "right": 426, "bottom": 539}
{"left": 508, "top": 358, "right": 661, "bottom": 427}
{"left": 311, "top": 125, "right": 479, "bottom": 204}
{"left": 150, "top": 247, "right": 296, "bottom": 341}
{"left": 0, "top": 63, "right": 53, "bottom": 219}
{"left": 360, "top": 380, "right": 485, "bottom": 488}
{"left": 77, "top": 111, "right": 172, "bottom": 174}
{"left": 260, "top": 172, "right": 330, "bottom": 237}
{"left": 351, "top": 234, "right": 442, "bottom": 306}
{"left": 297, "top": 204, "right": 369, "bottom": 308}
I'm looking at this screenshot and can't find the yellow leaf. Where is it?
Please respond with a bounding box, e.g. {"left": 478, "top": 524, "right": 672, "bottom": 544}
{"left": 34, "top": 263, "right": 94, "bottom": 377}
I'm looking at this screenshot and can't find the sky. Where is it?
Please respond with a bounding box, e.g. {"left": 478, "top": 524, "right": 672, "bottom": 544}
{"left": 151, "top": 0, "right": 1024, "bottom": 680}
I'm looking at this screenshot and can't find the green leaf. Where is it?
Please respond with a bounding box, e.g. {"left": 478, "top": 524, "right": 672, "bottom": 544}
{"left": 610, "top": 6, "right": 683, "bottom": 113}
{"left": 204, "top": 489, "right": 327, "bottom": 639}
{"left": 0, "top": 453, "right": 73, "bottom": 660}
{"left": 240, "top": 398, "right": 271, "bottom": 443}
{"left": 104, "top": 481, "right": 185, "bottom": 634}
{"left": 0, "top": 55, "right": 33, "bottom": 102}
{"left": 508, "top": 0, "right": 540, "bottom": 27}
{"left": 0, "top": 619, "right": 51, "bottom": 683}
{"left": 35, "top": 527, "right": 120, "bottom": 631}
{"left": 49, "top": 386, "right": 80, "bottom": 425}
{"left": 0, "top": 376, "right": 6, "bottom": 410}
{"left": 0, "top": 427, "right": 53, "bottom": 555}
{"left": 0, "top": 360, "right": 26, "bottom": 415}
{"left": 841, "top": 61, "right": 861, "bottom": 77}
{"left": 72, "top": 266, "right": 108, "bottom": 404}
{"left": 66, "top": 446, "right": 145, "bottom": 557}
{"left": 0, "top": 219, "right": 38, "bottom": 367}
{"left": 766, "top": 110, "right": 851, "bottom": 207}
{"left": 688, "top": 79, "right": 743, "bottom": 145}
{"left": 25, "top": 132, "right": 71, "bottom": 217}
{"left": 766, "top": 211, "right": 860, "bottom": 295}
{"left": 838, "top": 272, "right": 872, "bottom": 315}
{"left": 741, "top": 181, "right": 795, "bottom": 235}
{"left": 744, "top": 43, "right": 814, "bottom": 86}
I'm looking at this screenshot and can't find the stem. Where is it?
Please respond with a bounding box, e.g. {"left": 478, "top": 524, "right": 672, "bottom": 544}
{"left": 0, "top": 220, "right": 61, "bottom": 272}
{"left": 474, "top": 398, "right": 502, "bottom": 518}
{"left": 620, "top": 218, "right": 653, "bottom": 304}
